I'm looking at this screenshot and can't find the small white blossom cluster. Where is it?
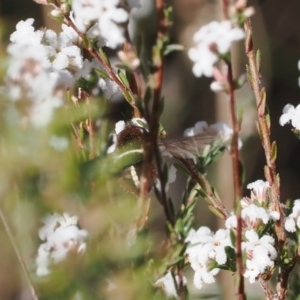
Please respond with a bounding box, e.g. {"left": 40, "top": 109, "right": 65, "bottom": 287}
{"left": 242, "top": 230, "right": 277, "bottom": 283}
{"left": 36, "top": 213, "right": 88, "bottom": 276}
{"left": 188, "top": 20, "right": 245, "bottom": 78}
{"left": 186, "top": 180, "right": 279, "bottom": 289}
{"left": 226, "top": 180, "right": 279, "bottom": 229}
{"left": 227, "top": 180, "right": 279, "bottom": 284}
{"left": 6, "top": 19, "right": 76, "bottom": 126}
{"left": 279, "top": 103, "right": 300, "bottom": 131}
{"left": 154, "top": 271, "right": 187, "bottom": 298}
{"left": 6, "top": 18, "right": 119, "bottom": 127}
{"left": 185, "top": 227, "right": 232, "bottom": 289}
{"left": 72, "top": 0, "right": 140, "bottom": 49}
{"left": 285, "top": 199, "right": 300, "bottom": 232}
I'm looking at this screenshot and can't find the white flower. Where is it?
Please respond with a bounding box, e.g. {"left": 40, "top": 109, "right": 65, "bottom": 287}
{"left": 225, "top": 213, "right": 237, "bottom": 229}
{"left": 210, "top": 81, "right": 226, "bottom": 92}
{"left": 5, "top": 19, "right": 88, "bottom": 127}
{"left": 10, "top": 18, "right": 43, "bottom": 45}
{"left": 188, "top": 242, "right": 220, "bottom": 290}
{"left": 243, "top": 230, "right": 277, "bottom": 283}
{"left": 36, "top": 212, "right": 88, "bottom": 276}
{"left": 247, "top": 180, "right": 270, "bottom": 204}
{"left": 155, "top": 164, "right": 177, "bottom": 192}
{"left": 59, "top": 24, "right": 81, "bottom": 48}
{"left": 284, "top": 199, "right": 300, "bottom": 232}
{"left": 72, "top": 0, "right": 128, "bottom": 49}
{"left": 98, "top": 75, "right": 120, "bottom": 100}
{"left": 279, "top": 104, "right": 300, "bottom": 130}
{"left": 155, "top": 271, "right": 187, "bottom": 298}
{"left": 242, "top": 204, "right": 270, "bottom": 224}
{"left": 210, "top": 121, "right": 234, "bottom": 144}
{"left": 184, "top": 121, "right": 208, "bottom": 137}
{"left": 185, "top": 226, "right": 213, "bottom": 244}
{"left": 186, "top": 227, "right": 224, "bottom": 290}
{"left": 226, "top": 204, "right": 279, "bottom": 231}
{"left": 188, "top": 21, "right": 245, "bottom": 77}
{"left": 188, "top": 46, "right": 218, "bottom": 77}
{"left": 208, "top": 229, "right": 232, "bottom": 265}
{"left": 244, "top": 259, "right": 260, "bottom": 284}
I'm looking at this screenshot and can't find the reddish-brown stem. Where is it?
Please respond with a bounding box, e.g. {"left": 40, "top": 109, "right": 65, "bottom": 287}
{"left": 227, "top": 62, "right": 245, "bottom": 300}
{"left": 177, "top": 267, "right": 185, "bottom": 300}
{"left": 221, "top": 0, "right": 229, "bottom": 19}
{"left": 258, "top": 278, "right": 274, "bottom": 300}
{"left": 244, "top": 20, "right": 284, "bottom": 239}
{"left": 245, "top": 18, "right": 287, "bottom": 300}
{"left": 221, "top": 0, "right": 245, "bottom": 296}
{"left": 139, "top": 0, "right": 173, "bottom": 223}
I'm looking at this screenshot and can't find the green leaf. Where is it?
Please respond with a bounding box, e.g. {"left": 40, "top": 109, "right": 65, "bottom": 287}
{"left": 168, "top": 197, "right": 175, "bottom": 222}
{"left": 234, "top": 74, "right": 247, "bottom": 90}
{"left": 271, "top": 141, "right": 277, "bottom": 163}
{"left": 117, "top": 69, "right": 130, "bottom": 88}
{"left": 208, "top": 205, "right": 223, "bottom": 218}
{"left": 94, "top": 68, "right": 109, "bottom": 79}
{"left": 256, "top": 49, "right": 261, "bottom": 73}
{"left": 173, "top": 163, "right": 190, "bottom": 176}
{"left": 163, "top": 44, "right": 184, "bottom": 56}
{"left": 98, "top": 48, "right": 110, "bottom": 66}
{"left": 229, "top": 229, "right": 236, "bottom": 247}
{"left": 175, "top": 218, "right": 184, "bottom": 234}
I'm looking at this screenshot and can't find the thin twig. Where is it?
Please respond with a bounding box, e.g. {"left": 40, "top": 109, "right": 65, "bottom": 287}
{"left": 220, "top": 0, "right": 245, "bottom": 296}
{"left": 227, "top": 61, "right": 245, "bottom": 300}
{"left": 244, "top": 18, "right": 286, "bottom": 300}
{"left": 258, "top": 277, "right": 274, "bottom": 300}
{"left": 221, "top": 0, "right": 229, "bottom": 19}
{"left": 0, "top": 207, "right": 39, "bottom": 300}
{"left": 244, "top": 19, "right": 284, "bottom": 241}
{"left": 139, "top": 0, "right": 173, "bottom": 224}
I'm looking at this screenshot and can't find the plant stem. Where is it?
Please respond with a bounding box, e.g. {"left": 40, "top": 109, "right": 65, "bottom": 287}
{"left": 139, "top": 0, "right": 173, "bottom": 224}
{"left": 0, "top": 207, "right": 38, "bottom": 300}
{"left": 221, "top": 0, "right": 245, "bottom": 296}
{"left": 244, "top": 18, "right": 286, "bottom": 300}
{"left": 227, "top": 61, "right": 245, "bottom": 300}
